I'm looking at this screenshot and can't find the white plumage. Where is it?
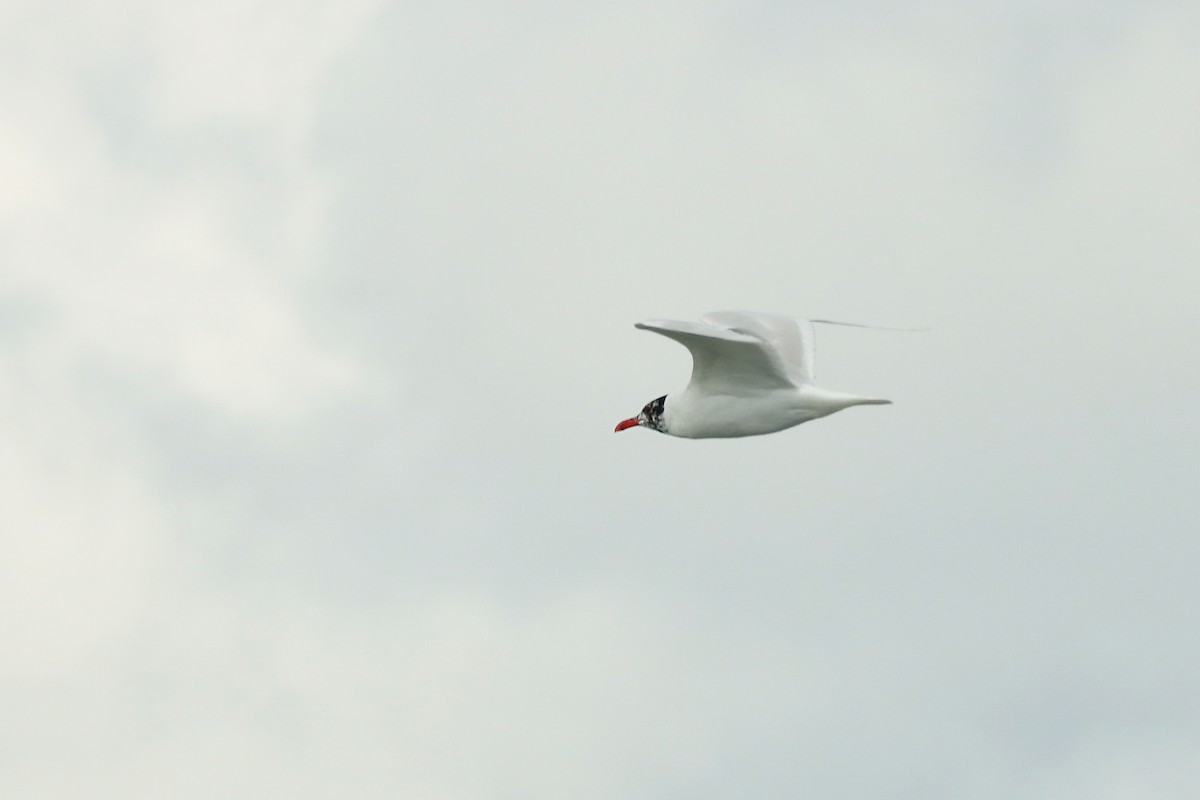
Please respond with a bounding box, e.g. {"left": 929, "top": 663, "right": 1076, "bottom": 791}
{"left": 615, "top": 311, "right": 911, "bottom": 439}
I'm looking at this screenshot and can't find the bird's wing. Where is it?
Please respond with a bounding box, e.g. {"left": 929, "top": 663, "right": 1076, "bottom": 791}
{"left": 635, "top": 318, "right": 796, "bottom": 394}
{"left": 700, "top": 311, "right": 817, "bottom": 385}
{"left": 701, "top": 311, "right": 928, "bottom": 385}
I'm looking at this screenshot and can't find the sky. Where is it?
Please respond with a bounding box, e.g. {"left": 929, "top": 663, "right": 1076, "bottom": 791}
{"left": 2, "top": 1, "right": 1199, "bottom": 797}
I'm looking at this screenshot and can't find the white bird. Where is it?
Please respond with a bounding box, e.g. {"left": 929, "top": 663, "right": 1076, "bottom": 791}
{"left": 615, "top": 311, "right": 913, "bottom": 439}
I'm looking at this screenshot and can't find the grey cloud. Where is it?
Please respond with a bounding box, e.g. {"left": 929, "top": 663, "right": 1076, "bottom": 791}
{"left": 2, "top": 1, "right": 1199, "bottom": 798}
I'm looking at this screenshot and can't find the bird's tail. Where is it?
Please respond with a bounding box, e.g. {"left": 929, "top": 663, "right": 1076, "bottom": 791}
{"left": 804, "top": 388, "right": 893, "bottom": 411}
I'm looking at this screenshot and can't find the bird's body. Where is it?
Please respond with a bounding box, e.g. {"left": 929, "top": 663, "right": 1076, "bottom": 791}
{"left": 661, "top": 384, "right": 889, "bottom": 439}
{"left": 615, "top": 311, "right": 906, "bottom": 439}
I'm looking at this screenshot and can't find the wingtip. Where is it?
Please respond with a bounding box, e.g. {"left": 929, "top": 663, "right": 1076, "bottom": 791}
{"left": 810, "top": 320, "right": 929, "bottom": 332}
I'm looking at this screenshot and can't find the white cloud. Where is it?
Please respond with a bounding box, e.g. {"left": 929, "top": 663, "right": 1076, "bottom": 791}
{"left": 0, "top": 377, "right": 165, "bottom": 680}
{"left": 0, "top": 0, "right": 380, "bottom": 731}
{"left": 0, "top": 0, "right": 380, "bottom": 418}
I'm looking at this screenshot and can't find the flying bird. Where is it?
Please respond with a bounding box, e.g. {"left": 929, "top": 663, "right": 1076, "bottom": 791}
{"left": 615, "top": 311, "right": 915, "bottom": 439}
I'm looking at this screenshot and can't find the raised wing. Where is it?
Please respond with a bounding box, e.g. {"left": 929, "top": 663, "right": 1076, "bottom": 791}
{"left": 701, "top": 311, "right": 816, "bottom": 385}
{"left": 700, "top": 311, "right": 927, "bottom": 385}
{"left": 635, "top": 319, "right": 796, "bottom": 394}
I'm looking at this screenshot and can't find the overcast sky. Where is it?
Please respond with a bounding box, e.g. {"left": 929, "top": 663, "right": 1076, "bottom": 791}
{"left": 3, "top": 1, "right": 1199, "bottom": 797}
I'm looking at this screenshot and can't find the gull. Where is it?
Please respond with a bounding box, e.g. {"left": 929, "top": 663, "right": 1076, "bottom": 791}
{"left": 615, "top": 311, "right": 914, "bottom": 439}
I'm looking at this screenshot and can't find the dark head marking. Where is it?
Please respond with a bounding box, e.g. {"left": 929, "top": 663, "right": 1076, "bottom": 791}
{"left": 640, "top": 394, "right": 668, "bottom": 433}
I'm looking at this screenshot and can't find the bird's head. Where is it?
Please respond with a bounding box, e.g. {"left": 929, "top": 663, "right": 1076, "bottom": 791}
{"left": 614, "top": 394, "right": 668, "bottom": 434}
